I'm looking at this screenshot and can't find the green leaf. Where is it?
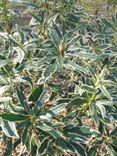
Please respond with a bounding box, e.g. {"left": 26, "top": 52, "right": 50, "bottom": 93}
{"left": 82, "top": 85, "right": 97, "bottom": 93}
{"left": 47, "top": 103, "right": 68, "bottom": 119}
{"left": 57, "top": 56, "right": 64, "bottom": 69}
{"left": 110, "top": 127, "right": 117, "bottom": 135}
{"left": 22, "top": 76, "right": 33, "bottom": 86}
{"left": 9, "top": 104, "right": 27, "bottom": 115}
{"left": 66, "top": 125, "right": 100, "bottom": 137}
{"left": 34, "top": 90, "right": 46, "bottom": 115}
{"left": 109, "top": 143, "right": 117, "bottom": 155}
{"left": 50, "top": 29, "right": 60, "bottom": 48}
{"left": 23, "top": 2, "right": 39, "bottom": 9}
{"left": 56, "top": 139, "right": 68, "bottom": 152}
{"left": 67, "top": 133, "right": 86, "bottom": 143}
{"left": 46, "top": 140, "right": 56, "bottom": 155}
{"left": 30, "top": 139, "right": 38, "bottom": 156}
{"left": 8, "top": 35, "right": 20, "bottom": 46}
{"left": 38, "top": 138, "right": 49, "bottom": 155}
{"left": 38, "top": 55, "right": 56, "bottom": 66}
{"left": 25, "top": 133, "right": 31, "bottom": 151}
{"left": 52, "top": 22, "right": 62, "bottom": 39}
{"left": 1, "top": 119, "right": 19, "bottom": 138}
{"left": 88, "top": 145, "right": 99, "bottom": 156}
{"left": 22, "top": 122, "right": 31, "bottom": 145}
{"left": 68, "top": 98, "right": 86, "bottom": 106}
{"left": 41, "top": 63, "right": 57, "bottom": 82}
{"left": 17, "top": 86, "right": 31, "bottom": 114}
{"left": 67, "top": 35, "right": 81, "bottom": 47}
{"left": 101, "top": 18, "right": 113, "bottom": 28}
{"left": 0, "top": 113, "right": 28, "bottom": 122}
{"left": 70, "top": 142, "right": 87, "bottom": 156}
{"left": 79, "top": 126, "right": 100, "bottom": 136}
{"left": 4, "top": 138, "right": 13, "bottom": 156}
{"left": 36, "top": 123, "right": 63, "bottom": 139}
{"left": 96, "top": 44, "right": 111, "bottom": 50}
{"left": 65, "top": 142, "right": 76, "bottom": 153}
{"left": 48, "top": 83, "right": 63, "bottom": 95}
{"left": 28, "top": 85, "right": 43, "bottom": 102}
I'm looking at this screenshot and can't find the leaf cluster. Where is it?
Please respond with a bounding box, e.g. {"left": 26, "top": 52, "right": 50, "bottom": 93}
{"left": 0, "top": 0, "right": 117, "bottom": 156}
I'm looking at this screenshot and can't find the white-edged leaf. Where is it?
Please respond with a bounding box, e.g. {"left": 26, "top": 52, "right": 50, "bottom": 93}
{"left": 0, "top": 76, "right": 9, "bottom": 84}
{"left": 67, "top": 52, "right": 99, "bottom": 60}
{"left": 17, "top": 86, "right": 31, "bottom": 114}
{"left": 96, "top": 102, "right": 106, "bottom": 118}
{"left": 67, "top": 35, "right": 81, "bottom": 47}
{"left": 13, "top": 47, "right": 25, "bottom": 64}
{"left": 38, "top": 64, "right": 57, "bottom": 83}
{"left": 38, "top": 138, "right": 49, "bottom": 155}
{"left": 46, "top": 103, "right": 68, "bottom": 120}
{"left": 0, "top": 97, "right": 12, "bottom": 102}
{"left": 64, "top": 60, "right": 88, "bottom": 74}
{"left": 34, "top": 90, "right": 46, "bottom": 115}
{"left": 0, "top": 86, "right": 8, "bottom": 96}
{"left": 38, "top": 55, "right": 55, "bottom": 66}
{"left": 0, "top": 32, "right": 8, "bottom": 39}
{"left": 1, "top": 119, "right": 19, "bottom": 138}
{"left": 96, "top": 44, "right": 112, "bottom": 50}
{"left": 95, "top": 100, "right": 113, "bottom": 106}
{"left": 70, "top": 142, "right": 87, "bottom": 156}
{"left": 100, "top": 85, "right": 112, "bottom": 101}
{"left": 37, "top": 123, "right": 63, "bottom": 139}
{"left": 0, "top": 60, "right": 8, "bottom": 68}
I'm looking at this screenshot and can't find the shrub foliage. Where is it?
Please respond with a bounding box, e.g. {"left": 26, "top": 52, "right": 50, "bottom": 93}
{"left": 0, "top": 0, "right": 117, "bottom": 155}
